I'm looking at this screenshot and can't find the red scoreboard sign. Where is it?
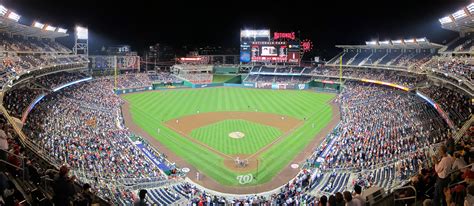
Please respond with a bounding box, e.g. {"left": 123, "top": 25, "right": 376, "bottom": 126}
{"left": 274, "top": 32, "right": 296, "bottom": 40}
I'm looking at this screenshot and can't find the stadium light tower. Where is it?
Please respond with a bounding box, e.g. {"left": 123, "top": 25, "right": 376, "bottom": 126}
{"left": 73, "top": 26, "right": 88, "bottom": 56}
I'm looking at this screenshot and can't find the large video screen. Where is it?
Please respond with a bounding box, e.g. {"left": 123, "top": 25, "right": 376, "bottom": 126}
{"left": 240, "top": 42, "right": 251, "bottom": 63}
{"left": 88, "top": 55, "right": 140, "bottom": 70}
{"left": 251, "top": 41, "right": 288, "bottom": 62}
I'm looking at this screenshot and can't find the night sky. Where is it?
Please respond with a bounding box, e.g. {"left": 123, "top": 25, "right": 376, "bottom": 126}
{"left": 2, "top": 0, "right": 469, "bottom": 59}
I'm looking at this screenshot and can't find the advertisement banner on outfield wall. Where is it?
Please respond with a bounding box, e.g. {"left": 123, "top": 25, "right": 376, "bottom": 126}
{"left": 242, "top": 82, "right": 256, "bottom": 88}
{"left": 192, "top": 83, "right": 223, "bottom": 88}
{"left": 223, "top": 83, "right": 244, "bottom": 87}
{"left": 114, "top": 86, "right": 153, "bottom": 94}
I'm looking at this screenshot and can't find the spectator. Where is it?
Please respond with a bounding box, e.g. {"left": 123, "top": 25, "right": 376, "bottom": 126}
{"left": 3, "top": 181, "right": 15, "bottom": 206}
{"left": 353, "top": 184, "right": 365, "bottom": 205}
{"left": 329, "top": 195, "right": 337, "bottom": 206}
{"left": 134, "top": 189, "right": 149, "bottom": 206}
{"left": 465, "top": 184, "right": 474, "bottom": 206}
{"left": 75, "top": 183, "right": 94, "bottom": 206}
{"left": 0, "top": 129, "right": 7, "bottom": 162}
{"left": 320, "top": 195, "right": 328, "bottom": 206}
{"left": 423, "top": 199, "right": 433, "bottom": 206}
{"left": 343, "top": 191, "right": 362, "bottom": 206}
{"left": 335, "top": 192, "right": 345, "bottom": 206}
{"left": 432, "top": 145, "right": 453, "bottom": 206}
{"left": 452, "top": 152, "right": 467, "bottom": 172}
{"left": 52, "top": 165, "right": 76, "bottom": 206}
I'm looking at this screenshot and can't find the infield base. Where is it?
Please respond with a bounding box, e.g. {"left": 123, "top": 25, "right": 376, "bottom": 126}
{"left": 229, "top": 131, "right": 245, "bottom": 139}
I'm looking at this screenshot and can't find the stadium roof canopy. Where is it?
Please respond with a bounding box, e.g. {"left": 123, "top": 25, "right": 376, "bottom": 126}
{"left": 0, "top": 4, "right": 68, "bottom": 39}
{"left": 439, "top": 3, "right": 474, "bottom": 33}
{"left": 0, "top": 18, "right": 68, "bottom": 39}
{"left": 336, "top": 38, "right": 443, "bottom": 49}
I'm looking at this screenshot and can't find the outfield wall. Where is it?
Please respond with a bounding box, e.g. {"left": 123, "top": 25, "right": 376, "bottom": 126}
{"left": 115, "top": 82, "right": 310, "bottom": 94}
{"left": 113, "top": 77, "right": 426, "bottom": 98}
{"left": 192, "top": 83, "right": 224, "bottom": 88}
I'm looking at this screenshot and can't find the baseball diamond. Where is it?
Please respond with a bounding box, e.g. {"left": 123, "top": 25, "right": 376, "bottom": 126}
{"left": 121, "top": 87, "right": 336, "bottom": 191}
{"left": 1, "top": 2, "right": 472, "bottom": 205}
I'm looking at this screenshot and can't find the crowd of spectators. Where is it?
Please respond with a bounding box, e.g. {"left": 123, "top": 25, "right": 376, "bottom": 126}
{"left": 18, "top": 78, "right": 168, "bottom": 203}
{"left": 327, "top": 50, "right": 436, "bottom": 70}
{"left": 394, "top": 127, "right": 474, "bottom": 206}
{"left": 3, "top": 85, "right": 44, "bottom": 118}
{"left": 0, "top": 35, "right": 71, "bottom": 53}
{"left": 246, "top": 66, "right": 427, "bottom": 88}
{"left": 35, "top": 71, "right": 87, "bottom": 89}
{"left": 319, "top": 82, "right": 449, "bottom": 170}
{"left": 426, "top": 56, "right": 473, "bottom": 82}
{"left": 245, "top": 74, "right": 312, "bottom": 84}
{"left": 0, "top": 65, "right": 470, "bottom": 205}
{"left": 180, "top": 169, "right": 318, "bottom": 205}
{"left": 419, "top": 85, "right": 472, "bottom": 128}
{"left": 0, "top": 54, "right": 88, "bottom": 90}
{"left": 115, "top": 72, "right": 181, "bottom": 89}
{"left": 147, "top": 72, "right": 181, "bottom": 83}
{"left": 178, "top": 73, "right": 213, "bottom": 84}
{"left": 312, "top": 67, "right": 427, "bottom": 88}
{"left": 0, "top": 32, "right": 88, "bottom": 89}
{"left": 116, "top": 73, "right": 152, "bottom": 89}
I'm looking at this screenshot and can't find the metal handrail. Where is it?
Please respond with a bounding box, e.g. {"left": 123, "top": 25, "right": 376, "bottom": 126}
{"left": 393, "top": 185, "right": 417, "bottom": 204}
{"left": 0, "top": 147, "right": 27, "bottom": 180}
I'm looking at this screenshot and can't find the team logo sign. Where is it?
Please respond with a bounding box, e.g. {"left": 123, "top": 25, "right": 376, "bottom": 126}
{"left": 236, "top": 174, "right": 254, "bottom": 184}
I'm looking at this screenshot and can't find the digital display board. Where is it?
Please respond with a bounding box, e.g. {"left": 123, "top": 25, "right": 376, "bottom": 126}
{"left": 251, "top": 41, "right": 288, "bottom": 63}
{"left": 239, "top": 30, "right": 306, "bottom": 64}
{"left": 240, "top": 42, "right": 251, "bottom": 63}
{"left": 89, "top": 55, "right": 140, "bottom": 70}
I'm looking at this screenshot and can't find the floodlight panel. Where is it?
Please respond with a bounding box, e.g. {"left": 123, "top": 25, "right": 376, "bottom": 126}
{"left": 468, "top": 3, "right": 474, "bottom": 13}
{"left": 45, "top": 25, "right": 56, "bottom": 31}
{"left": 7, "top": 11, "right": 20, "bottom": 21}
{"left": 365, "top": 41, "right": 377, "bottom": 45}
{"left": 240, "top": 29, "right": 270, "bottom": 38}
{"left": 76, "top": 26, "right": 88, "bottom": 39}
{"left": 404, "top": 39, "right": 415, "bottom": 43}
{"left": 392, "top": 40, "right": 402, "bottom": 44}
{"left": 416, "top": 38, "right": 427, "bottom": 43}
{"left": 379, "top": 40, "right": 390, "bottom": 45}
{"left": 453, "top": 9, "right": 467, "bottom": 19}
{"left": 0, "top": 5, "right": 7, "bottom": 16}
{"left": 439, "top": 16, "right": 453, "bottom": 24}
{"left": 33, "top": 22, "right": 44, "bottom": 29}
{"left": 57, "top": 28, "right": 67, "bottom": 33}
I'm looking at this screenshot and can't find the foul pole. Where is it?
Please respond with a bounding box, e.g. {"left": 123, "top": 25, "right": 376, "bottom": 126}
{"left": 114, "top": 55, "right": 117, "bottom": 90}
{"left": 339, "top": 55, "right": 343, "bottom": 91}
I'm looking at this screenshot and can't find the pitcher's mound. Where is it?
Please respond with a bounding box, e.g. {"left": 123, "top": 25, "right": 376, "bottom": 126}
{"left": 229, "top": 131, "right": 245, "bottom": 139}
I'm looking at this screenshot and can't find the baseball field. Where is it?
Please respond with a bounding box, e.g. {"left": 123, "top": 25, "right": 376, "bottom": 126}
{"left": 122, "top": 87, "right": 335, "bottom": 188}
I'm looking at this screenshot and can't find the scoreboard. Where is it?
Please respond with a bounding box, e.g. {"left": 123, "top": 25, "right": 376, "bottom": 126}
{"left": 89, "top": 55, "right": 140, "bottom": 70}
{"left": 240, "top": 30, "right": 306, "bottom": 64}
{"left": 251, "top": 41, "right": 287, "bottom": 63}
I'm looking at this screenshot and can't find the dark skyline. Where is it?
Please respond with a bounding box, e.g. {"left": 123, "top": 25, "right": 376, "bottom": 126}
{"left": 2, "top": 0, "right": 469, "bottom": 59}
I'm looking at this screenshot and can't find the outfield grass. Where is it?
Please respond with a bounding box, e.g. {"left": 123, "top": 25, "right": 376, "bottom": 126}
{"left": 212, "top": 74, "right": 237, "bottom": 83}
{"left": 190, "top": 120, "right": 282, "bottom": 155}
{"left": 122, "top": 87, "right": 335, "bottom": 186}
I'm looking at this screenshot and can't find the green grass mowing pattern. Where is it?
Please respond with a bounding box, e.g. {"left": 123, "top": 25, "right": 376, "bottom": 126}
{"left": 123, "top": 87, "right": 335, "bottom": 186}
{"left": 190, "top": 120, "right": 282, "bottom": 155}
{"left": 212, "top": 74, "right": 237, "bottom": 83}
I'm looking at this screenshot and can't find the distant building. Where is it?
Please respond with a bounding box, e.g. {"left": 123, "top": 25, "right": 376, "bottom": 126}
{"left": 143, "top": 43, "right": 176, "bottom": 70}
{"left": 105, "top": 45, "right": 136, "bottom": 55}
